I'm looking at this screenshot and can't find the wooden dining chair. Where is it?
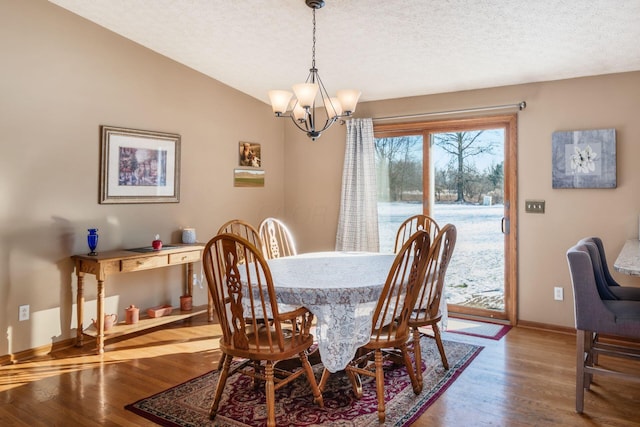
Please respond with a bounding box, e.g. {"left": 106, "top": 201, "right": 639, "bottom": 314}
{"left": 217, "top": 219, "right": 262, "bottom": 251}
{"left": 394, "top": 214, "right": 440, "bottom": 253}
{"left": 211, "top": 220, "right": 264, "bottom": 330}
{"left": 202, "top": 233, "right": 323, "bottom": 427}
{"left": 344, "top": 230, "right": 431, "bottom": 422}
{"left": 259, "top": 217, "right": 297, "bottom": 259}
{"left": 217, "top": 219, "right": 263, "bottom": 265}
{"left": 409, "top": 224, "right": 457, "bottom": 383}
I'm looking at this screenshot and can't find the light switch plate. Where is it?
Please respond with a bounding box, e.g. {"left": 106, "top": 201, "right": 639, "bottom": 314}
{"left": 525, "top": 200, "right": 545, "bottom": 214}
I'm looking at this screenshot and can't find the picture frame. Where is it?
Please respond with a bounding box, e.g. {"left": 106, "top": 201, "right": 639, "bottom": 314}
{"left": 99, "top": 125, "right": 181, "bottom": 204}
{"left": 234, "top": 169, "right": 265, "bottom": 187}
{"left": 551, "top": 128, "right": 616, "bottom": 189}
{"left": 238, "top": 141, "right": 262, "bottom": 168}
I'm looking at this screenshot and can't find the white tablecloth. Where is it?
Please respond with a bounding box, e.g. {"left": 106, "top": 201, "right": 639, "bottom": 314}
{"left": 267, "top": 252, "right": 395, "bottom": 372}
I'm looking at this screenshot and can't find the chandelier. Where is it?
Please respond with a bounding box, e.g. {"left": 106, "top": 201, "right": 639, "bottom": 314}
{"left": 268, "top": 0, "right": 361, "bottom": 141}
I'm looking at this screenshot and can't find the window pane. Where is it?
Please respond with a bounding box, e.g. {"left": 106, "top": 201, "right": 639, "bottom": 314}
{"left": 374, "top": 135, "right": 423, "bottom": 253}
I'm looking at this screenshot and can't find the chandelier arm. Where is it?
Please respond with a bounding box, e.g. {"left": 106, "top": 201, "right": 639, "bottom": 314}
{"left": 288, "top": 115, "right": 312, "bottom": 133}
{"left": 274, "top": 112, "right": 310, "bottom": 133}
{"left": 314, "top": 71, "right": 339, "bottom": 119}
{"left": 314, "top": 116, "right": 339, "bottom": 134}
{"left": 307, "top": 107, "right": 315, "bottom": 132}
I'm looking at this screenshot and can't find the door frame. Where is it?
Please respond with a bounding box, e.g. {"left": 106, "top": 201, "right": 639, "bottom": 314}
{"left": 374, "top": 114, "right": 518, "bottom": 325}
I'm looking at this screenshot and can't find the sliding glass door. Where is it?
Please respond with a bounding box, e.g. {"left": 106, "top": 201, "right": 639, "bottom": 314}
{"left": 374, "top": 115, "right": 517, "bottom": 324}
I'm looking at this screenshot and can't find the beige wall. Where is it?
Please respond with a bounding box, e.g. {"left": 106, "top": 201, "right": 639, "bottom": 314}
{"left": 285, "top": 72, "right": 640, "bottom": 328}
{"left": 0, "top": 0, "right": 286, "bottom": 355}
{"left": 3, "top": 0, "right": 640, "bottom": 357}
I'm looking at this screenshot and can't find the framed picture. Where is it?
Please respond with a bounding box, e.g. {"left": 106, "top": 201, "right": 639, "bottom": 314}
{"left": 234, "top": 169, "right": 265, "bottom": 187}
{"left": 100, "top": 125, "right": 181, "bottom": 204}
{"left": 238, "top": 141, "right": 261, "bottom": 168}
{"left": 552, "top": 128, "right": 616, "bottom": 189}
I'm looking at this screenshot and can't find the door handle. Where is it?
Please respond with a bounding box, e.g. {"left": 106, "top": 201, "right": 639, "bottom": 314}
{"left": 501, "top": 217, "right": 509, "bottom": 234}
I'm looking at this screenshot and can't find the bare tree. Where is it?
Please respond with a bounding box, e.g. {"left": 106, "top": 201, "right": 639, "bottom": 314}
{"left": 375, "top": 136, "right": 422, "bottom": 201}
{"left": 433, "top": 131, "right": 496, "bottom": 202}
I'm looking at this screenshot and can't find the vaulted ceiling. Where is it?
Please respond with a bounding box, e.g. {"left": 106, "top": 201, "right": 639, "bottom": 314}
{"left": 49, "top": 0, "right": 640, "bottom": 105}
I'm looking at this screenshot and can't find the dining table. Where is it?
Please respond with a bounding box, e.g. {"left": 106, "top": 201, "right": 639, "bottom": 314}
{"left": 613, "top": 239, "right": 640, "bottom": 276}
{"left": 258, "top": 251, "right": 397, "bottom": 373}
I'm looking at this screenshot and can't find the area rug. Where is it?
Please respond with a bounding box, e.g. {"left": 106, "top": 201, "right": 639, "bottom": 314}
{"left": 419, "top": 318, "right": 510, "bottom": 340}
{"left": 125, "top": 337, "right": 482, "bottom": 426}
{"left": 444, "top": 318, "right": 511, "bottom": 340}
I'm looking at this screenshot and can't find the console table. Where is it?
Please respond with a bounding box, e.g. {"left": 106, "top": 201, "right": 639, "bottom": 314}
{"left": 71, "top": 243, "right": 207, "bottom": 354}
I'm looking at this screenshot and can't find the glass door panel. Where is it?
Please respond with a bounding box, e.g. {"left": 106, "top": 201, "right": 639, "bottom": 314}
{"left": 431, "top": 129, "right": 506, "bottom": 313}
{"left": 374, "top": 115, "right": 517, "bottom": 323}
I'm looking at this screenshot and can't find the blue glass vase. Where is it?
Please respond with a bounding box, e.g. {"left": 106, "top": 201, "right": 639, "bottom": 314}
{"left": 87, "top": 228, "right": 99, "bottom": 256}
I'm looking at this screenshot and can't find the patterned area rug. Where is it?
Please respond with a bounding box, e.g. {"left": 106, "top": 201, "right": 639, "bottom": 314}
{"left": 126, "top": 337, "right": 482, "bottom": 426}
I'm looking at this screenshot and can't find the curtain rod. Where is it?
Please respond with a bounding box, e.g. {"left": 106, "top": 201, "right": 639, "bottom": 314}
{"left": 371, "top": 101, "right": 526, "bottom": 122}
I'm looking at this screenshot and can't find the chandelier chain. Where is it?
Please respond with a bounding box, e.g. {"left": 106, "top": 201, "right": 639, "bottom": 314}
{"left": 311, "top": 8, "right": 316, "bottom": 69}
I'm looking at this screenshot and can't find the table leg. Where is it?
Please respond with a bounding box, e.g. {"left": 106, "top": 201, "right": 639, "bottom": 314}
{"left": 318, "top": 368, "right": 331, "bottom": 392}
{"left": 96, "top": 279, "right": 105, "bottom": 354}
{"left": 186, "top": 262, "right": 193, "bottom": 296}
{"left": 75, "top": 270, "right": 84, "bottom": 347}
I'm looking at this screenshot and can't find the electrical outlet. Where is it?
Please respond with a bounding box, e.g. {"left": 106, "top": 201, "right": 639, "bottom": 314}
{"left": 19, "top": 304, "right": 29, "bottom": 321}
{"left": 554, "top": 287, "right": 564, "bottom": 301}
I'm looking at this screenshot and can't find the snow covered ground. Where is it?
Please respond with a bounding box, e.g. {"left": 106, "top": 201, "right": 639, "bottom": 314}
{"left": 378, "top": 202, "right": 504, "bottom": 309}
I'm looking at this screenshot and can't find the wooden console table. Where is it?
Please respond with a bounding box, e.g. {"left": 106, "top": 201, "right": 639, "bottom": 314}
{"left": 71, "top": 243, "right": 208, "bottom": 354}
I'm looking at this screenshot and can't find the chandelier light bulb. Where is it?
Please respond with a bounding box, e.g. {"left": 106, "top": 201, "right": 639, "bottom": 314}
{"left": 325, "top": 97, "right": 343, "bottom": 119}
{"left": 292, "top": 83, "right": 319, "bottom": 108}
{"left": 292, "top": 103, "right": 307, "bottom": 121}
{"left": 268, "top": 90, "right": 293, "bottom": 114}
{"left": 337, "top": 90, "right": 361, "bottom": 114}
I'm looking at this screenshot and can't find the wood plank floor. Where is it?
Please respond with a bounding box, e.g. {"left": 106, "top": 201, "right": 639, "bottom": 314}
{"left": 1, "top": 314, "right": 639, "bottom": 426}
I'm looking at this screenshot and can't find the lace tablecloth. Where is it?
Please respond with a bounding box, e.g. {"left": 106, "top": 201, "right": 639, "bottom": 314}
{"left": 266, "top": 252, "right": 395, "bottom": 372}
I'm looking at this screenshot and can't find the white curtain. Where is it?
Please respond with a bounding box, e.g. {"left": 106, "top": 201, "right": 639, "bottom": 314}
{"left": 335, "top": 118, "right": 379, "bottom": 252}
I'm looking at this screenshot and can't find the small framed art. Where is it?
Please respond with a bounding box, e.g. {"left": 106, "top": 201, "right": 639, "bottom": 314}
{"left": 239, "top": 141, "right": 261, "bottom": 168}
{"left": 234, "top": 169, "right": 265, "bottom": 187}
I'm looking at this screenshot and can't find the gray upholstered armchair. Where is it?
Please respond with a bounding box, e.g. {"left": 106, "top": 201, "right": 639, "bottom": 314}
{"left": 578, "top": 237, "right": 640, "bottom": 300}
{"left": 566, "top": 242, "right": 640, "bottom": 413}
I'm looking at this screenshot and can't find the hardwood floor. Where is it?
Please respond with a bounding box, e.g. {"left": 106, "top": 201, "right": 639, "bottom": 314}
{"left": 1, "top": 314, "right": 639, "bottom": 426}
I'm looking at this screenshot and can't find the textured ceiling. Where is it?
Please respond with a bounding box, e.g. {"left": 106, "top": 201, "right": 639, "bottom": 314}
{"left": 48, "top": 0, "right": 640, "bottom": 105}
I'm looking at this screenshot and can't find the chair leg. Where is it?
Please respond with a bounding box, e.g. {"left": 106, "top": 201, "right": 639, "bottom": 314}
{"left": 591, "top": 332, "right": 599, "bottom": 367}
{"left": 412, "top": 328, "right": 424, "bottom": 392}
{"left": 209, "top": 354, "right": 232, "bottom": 420}
{"left": 432, "top": 323, "right": 449, "bottom": 370}
{"left": 265, "top": 362, "right": 276, "bottom": 427}
{"left": 252, "top": 361, "right": 262, "bottom": 389}
{"left": 299, "top": 351, "right": 324, "bottom": 408}
{"left": 400, "top": 342, "right": 422, "bottom": 395}
{"left": 374, "top": 349, "right": 386, "bottom": 423}
{"left": 216, "top": 353, "right": 226, "bottom": 371}
{"left": 576, "top": 330, "right": 586, "bottom": 414}
{"left": 585, "top": 332, "right": 595, "bottom": 388}
{"left": 345, "top": 366, "right": 363, "bottom": 398}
